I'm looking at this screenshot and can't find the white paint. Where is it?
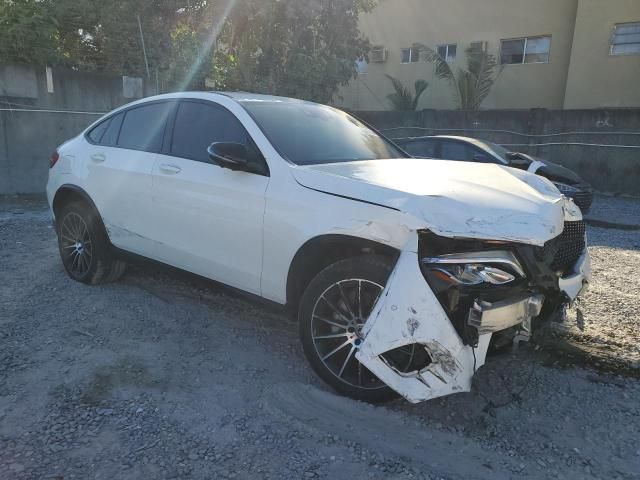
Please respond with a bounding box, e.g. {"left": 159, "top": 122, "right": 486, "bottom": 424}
{"left": 46, "top": 91, "right": 592, "bottom": 403}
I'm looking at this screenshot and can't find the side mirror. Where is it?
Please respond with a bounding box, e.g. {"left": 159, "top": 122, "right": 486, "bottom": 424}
{"left": 207, "top": 142, "right": 249, "bottom": 171}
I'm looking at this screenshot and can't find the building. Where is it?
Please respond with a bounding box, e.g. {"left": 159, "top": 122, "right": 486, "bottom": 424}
{"left": 336, "top": 0, "right": 640, "bottom": 111}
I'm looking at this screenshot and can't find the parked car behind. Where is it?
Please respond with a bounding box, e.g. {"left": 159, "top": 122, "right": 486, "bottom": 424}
{"left": 397, "top": 135, "right": 594, "bottom": 213}
{"left": 47, "top": 93, "right": 591, "bottom": 404}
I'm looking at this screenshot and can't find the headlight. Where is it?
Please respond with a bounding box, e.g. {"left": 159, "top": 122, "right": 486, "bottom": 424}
{"left": 429, "top": 264, "right": 516, "bottom": 285}
{"left": 421, "top": 250, "right": 525, "bottom": 285}
{"left": 553, "top": 182, "right": 579, "bottom": 194}
{"left": 418, "top": 232, "right": 530, "bottom": 346}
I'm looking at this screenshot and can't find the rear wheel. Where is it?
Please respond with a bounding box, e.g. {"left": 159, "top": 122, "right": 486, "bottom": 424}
{"left": 299, "top": 255, "right": 403, "bottom": 403}
{"left": 56, "top": 202, "right": 126, "bottom": 284}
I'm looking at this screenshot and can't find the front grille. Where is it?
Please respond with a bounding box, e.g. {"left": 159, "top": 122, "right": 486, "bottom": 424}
{"left": 569, "top": 191, "right": 593, "bottom": 213}
{"left": 542, "top": 221, "right": 586, "bottom": 275}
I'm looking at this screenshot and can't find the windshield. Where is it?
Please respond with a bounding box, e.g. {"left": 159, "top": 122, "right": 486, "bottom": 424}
{"left": 242, "top": 101, "right": 406, "bottom": 165}
{"left": 480, "top": 140, "right": 511, "bottom": 162}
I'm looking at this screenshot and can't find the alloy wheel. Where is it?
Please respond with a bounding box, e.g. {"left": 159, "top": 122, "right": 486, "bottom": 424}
{"left": 310, "top": 279, "right": 416, "bottom": 390}
{"left": 60, "top": 212, "right": 93, "bottom": 277}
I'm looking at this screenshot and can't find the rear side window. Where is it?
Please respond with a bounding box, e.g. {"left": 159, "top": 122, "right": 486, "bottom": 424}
{"left": 87, "top": 118, "right": 111, "bottom": 144}
{"left": 117, "top": 103, "right": 172, "bottom": 153}
{"left": 171, "top": 101, "right": 255, "bottom": 164}
{"left": 441, "top": 141, "right": 474, "bottom": 161}
{"left": 100, "top": 113, "right": 123, "bottom": 146}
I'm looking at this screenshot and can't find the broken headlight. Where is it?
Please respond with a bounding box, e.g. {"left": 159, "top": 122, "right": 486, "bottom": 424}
{"left": 423, "top": 251, "right": 525, "bottom": 286}
{"left": 419, "top": 232, "right": 529, "bottom": 346}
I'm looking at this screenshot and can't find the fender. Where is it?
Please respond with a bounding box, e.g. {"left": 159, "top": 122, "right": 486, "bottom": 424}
{"left": 52, "top": 184, "right": 107, "bottom": 233}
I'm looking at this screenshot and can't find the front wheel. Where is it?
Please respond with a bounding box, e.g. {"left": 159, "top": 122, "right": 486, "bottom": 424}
{"left": 299, "top": 255, "right": 399, "bottom": 403}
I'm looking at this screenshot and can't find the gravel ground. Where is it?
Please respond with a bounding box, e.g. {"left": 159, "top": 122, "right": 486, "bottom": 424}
{"left": 1, "top": 196, "right": 639, "bottom": 480}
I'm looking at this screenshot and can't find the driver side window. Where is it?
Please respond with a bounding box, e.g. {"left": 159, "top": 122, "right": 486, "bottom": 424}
{"left": 440, "top": 141, "right": 474, "bottom": 161}
{"left": 170, "top": 101, "right": 266, "bottom": 174}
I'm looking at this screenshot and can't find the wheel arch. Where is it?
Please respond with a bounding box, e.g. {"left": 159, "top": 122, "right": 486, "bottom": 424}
{"left": 286, "top": 234, "right": 400, "bottom": 316}
{"left": 52, "top": 184, "right": 106, "bottom": 234}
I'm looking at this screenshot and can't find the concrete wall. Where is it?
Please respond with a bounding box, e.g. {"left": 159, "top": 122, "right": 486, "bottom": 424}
{"left": 0, "top": 64, "right": 151, "bottom": 194}
{"left": 356, "top": 108, "right": 640, "bottom": 195}
{"left": 564, "top": 0, "right": 640, "bottom": 109}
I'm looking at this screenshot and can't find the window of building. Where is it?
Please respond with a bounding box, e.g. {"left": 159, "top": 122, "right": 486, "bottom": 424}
{"left": 436, "top": 44, "right": 457, "bottom": 62}
{"left": 400, "top": 47, "right": 420, "bottom": 64}
{"left": 610, "top": 22, "right": 640, "bottom": 55}
{"left": 469, "top": 41, "right": 487, "bottom": 54}
{"left": 500, "top": 36, "right": 551, "bottom": 64}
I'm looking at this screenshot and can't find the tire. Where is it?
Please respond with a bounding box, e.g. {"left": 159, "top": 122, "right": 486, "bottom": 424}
{"left": 299, "top": 255, "right": 398, "bottom": 403}
{"left": 56, "top": 201, "right": 126, "bottom": 285}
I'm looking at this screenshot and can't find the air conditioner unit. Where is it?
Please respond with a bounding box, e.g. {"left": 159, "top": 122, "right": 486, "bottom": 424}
{"left": 470, "top": 41, "right": 488, "bottom": 53}
{"left": 371, "top": 46, "right": 388, "bottom": 63}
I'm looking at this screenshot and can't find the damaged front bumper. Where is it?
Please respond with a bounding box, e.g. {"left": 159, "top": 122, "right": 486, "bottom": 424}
{"left": 355, "top": 243, "right": 591, "bottom": 404}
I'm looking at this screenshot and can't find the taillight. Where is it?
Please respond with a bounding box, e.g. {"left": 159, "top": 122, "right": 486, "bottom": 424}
{"left": 50, "top": 151, "right": 60, "bottom": 168}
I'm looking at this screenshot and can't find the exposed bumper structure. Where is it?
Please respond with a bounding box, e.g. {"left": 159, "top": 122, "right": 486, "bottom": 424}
{"left": 468, "top": 294, "right": 544, "bottom": 335}
{"left": 356, "top": 244, "right": 591, "bottom": 404}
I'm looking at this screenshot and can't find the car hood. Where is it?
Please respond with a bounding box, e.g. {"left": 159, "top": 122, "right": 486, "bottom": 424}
{"left": 292, "top": 158, "right": 568, "bottom": 246}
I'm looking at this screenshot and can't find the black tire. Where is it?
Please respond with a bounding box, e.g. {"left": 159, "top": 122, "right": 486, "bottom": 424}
{"left": 56, "top": 201, "right": 126, "bottom": 285}
{"left": 299, "top": 255, "right": 398, "bottom": 403}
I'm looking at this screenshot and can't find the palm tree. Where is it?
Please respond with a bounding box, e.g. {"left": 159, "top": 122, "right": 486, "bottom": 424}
{"left": 417, "top": 44, "right": 501, "bottom": 110}
{"left": 385, "top": 74, "right": 429, "bottom": 111}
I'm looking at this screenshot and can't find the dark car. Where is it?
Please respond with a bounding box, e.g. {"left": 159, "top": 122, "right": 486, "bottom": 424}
{"left": 397, "top": 135, "right": 593, "bottom": 213}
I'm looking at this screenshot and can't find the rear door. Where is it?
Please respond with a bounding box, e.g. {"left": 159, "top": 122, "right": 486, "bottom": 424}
{"left": 151, "top": 99, "right": 269, "bottom": 294}
{"left": 83, "top": 101, "right": 173, "bottom": 256}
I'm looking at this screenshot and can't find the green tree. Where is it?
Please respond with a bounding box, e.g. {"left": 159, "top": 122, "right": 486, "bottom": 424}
{"left": 0, "top": 0, "right": 376, "bottom": 101}
{"left": 385, "top": 74, "right": 429, "bottom": 111}
{"left": 418, "top": 44, "right": 501, "bottom": 110}
{"left": 216, "top": 0, "right": 377, "bottom": 103}
{"left": 0, "top": 0, "right": 59, "bottom": 64}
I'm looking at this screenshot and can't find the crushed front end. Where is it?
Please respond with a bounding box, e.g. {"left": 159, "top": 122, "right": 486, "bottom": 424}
{"left": 355, "top": 217, "right": 591, "bottom": 403}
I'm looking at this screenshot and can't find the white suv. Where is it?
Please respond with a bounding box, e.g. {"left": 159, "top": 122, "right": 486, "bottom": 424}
{"left": 47, "top": 92, "right": 591, "bottom": 404}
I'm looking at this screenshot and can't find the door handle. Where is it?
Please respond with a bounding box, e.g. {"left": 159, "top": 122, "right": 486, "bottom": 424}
{"left": 90, "top": 153, "right": 106, "bottom": 163}
{"left": 159, "top": 164, "right": 181, "bottom": 175}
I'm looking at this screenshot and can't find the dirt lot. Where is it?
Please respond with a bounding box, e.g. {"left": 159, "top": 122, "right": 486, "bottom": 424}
{"left": 1, "top": 196, "right": 639, "bottom": 480}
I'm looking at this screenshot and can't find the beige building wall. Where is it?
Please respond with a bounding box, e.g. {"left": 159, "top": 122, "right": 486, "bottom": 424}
{"left": 334, "top": 0, "right": 640, "bottom": 110}
{"left": 564, "top": 0, "right": 640, "bottom": 109}
{"left": 336, "top": 0, "right": 579, "bottom": 111}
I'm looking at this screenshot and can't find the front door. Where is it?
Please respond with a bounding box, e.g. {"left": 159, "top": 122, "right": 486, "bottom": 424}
{"left": 151, "top": 100, "right": 269, "bottom": 295}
